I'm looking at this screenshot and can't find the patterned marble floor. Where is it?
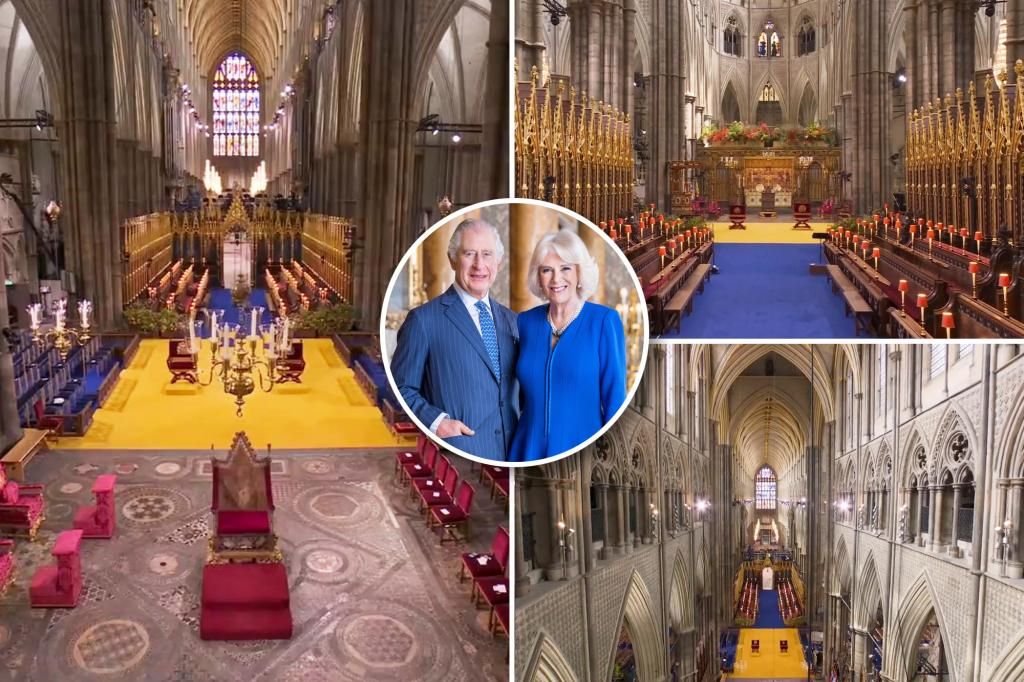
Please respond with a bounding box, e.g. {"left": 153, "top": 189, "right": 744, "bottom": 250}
{"left": 0, "top": 449, "right": 509, "bottom": 681}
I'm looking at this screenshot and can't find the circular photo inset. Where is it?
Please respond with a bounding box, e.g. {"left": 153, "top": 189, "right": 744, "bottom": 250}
{"left": 380, "top": 198, "right": 649, "bottom": 466}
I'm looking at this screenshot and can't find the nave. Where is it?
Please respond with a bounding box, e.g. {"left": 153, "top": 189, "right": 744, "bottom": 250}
{"left": 514, "top": 343, "right": 1024, "bottom": 682}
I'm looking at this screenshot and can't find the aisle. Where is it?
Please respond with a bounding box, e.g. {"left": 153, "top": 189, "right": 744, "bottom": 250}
{"left": 753, "top": 589, "right": 784, "bottom": 628}
{"left": 662, "top": 244, "right": 852, "bottom": 339}
{"left": 206, "top": 287, "right": 274, "bottom": 327}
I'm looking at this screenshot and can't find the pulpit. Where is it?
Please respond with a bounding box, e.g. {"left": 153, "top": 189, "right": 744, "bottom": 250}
{"left": 73, "top": 474, "right": 117, "bottom": 538}
{"left": 29, "top": 529, "right": 83, "bottom": 608}
{"left": 208, "top": 432, "right": 280, "bottom": 563}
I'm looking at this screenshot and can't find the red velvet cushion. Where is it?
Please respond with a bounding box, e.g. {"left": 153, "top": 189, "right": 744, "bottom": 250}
{"left": 217, "top": 510, "right": 271, "bottom": 535}
{"left": 202, "top": 563, "right": 289, "bottom": 608}
{"left": 53, "top": 529, "right": 83, "bottom": 556}
{"left": 1, "top": 482, "right": 18, "bottom": 505}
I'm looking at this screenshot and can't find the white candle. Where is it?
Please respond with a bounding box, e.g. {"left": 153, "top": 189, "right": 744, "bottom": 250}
{"left": 281, "top": 318, "right": 289, "bottom": 347}
{"left": 209, "top": 311, "right": 218, "bottom": 340}
{"left": 250, "top": 309, "right": 257, "bottom": 338}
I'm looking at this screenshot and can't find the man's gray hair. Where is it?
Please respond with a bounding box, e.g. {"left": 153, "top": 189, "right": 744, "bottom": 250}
{"left": 447, "top": 218, "right": 506, "bottom": 264}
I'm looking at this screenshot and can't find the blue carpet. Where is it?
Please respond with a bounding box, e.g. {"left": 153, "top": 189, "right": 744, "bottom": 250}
{"left": 662, "top": 244, "right": 854, "bottom": 339}
{"left": 753, "top": 589, "right": 785, "bottom": 628}
{"left": 207, "top": 288, "right": 273, "bottom": 327}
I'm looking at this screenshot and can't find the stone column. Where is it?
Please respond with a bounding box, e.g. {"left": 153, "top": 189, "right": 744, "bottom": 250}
{"left": 851, "top": 0, "right": 892, "bottom": 213}
{"left": 356, "top": 0, "right": 419, "bottom": 327}
{"left": 929, "top": 485, "right": 943, "bottom": 552}
{"left": 1008, "top": 481, "right": 1024, "bottom": 578}
{"left": 852, "top": 627, "right": 869, "bottom": 678}
{"left": 509, "top": 202, "right": 558, "bottom": 312}
{"left": 622, "top": 0, "right": 636, "bottom": 117}
{"left": 515, "top": 0, "right": 545, "bottom": 74}
{"left": 515, "top": 476, "right": 532, "bottom": 593}
{"left": 1008, "top": 0, "right": 1024, "bottom": 70}
{"left": 597, "top": 482, "right": 610, "bottom": 559}
{"left": 479, "top": 0, "right": 509, "bottom": 201}
{"left": 615, "top": 483, "right": 628, "bottom": 555}
{"left": 544, "top": 481, "right": 565, "bottom": 580}
{"left": 949, "top": 483, "right": 964, "bottom": 556}
{"left": 648, "top": 0, "right": 686, "bottom": 209}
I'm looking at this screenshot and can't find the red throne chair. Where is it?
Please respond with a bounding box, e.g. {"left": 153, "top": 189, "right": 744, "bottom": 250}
{"left": 0, "top": 539, "right": 15, "bottom": 597}
{"left": 200, "top": 431, "right": 291, "bottom": 641}
{"left": 0, "top": 463, "right": 46, "bottom": 540}
{"left": 29, "top": 529, "right": 83, "bottom": 608}
{"left": 728, "top": 204, "right": 747, "bottom": 230}
{"left": 208, "top": 432, "right": 279, "bottom": 563}
{"left": 751, "top": 639, "right": 760, "bottom": 654}
{"left": 166, "top": 339, "right": 198, "bottom": 384}
{"left": 275, "top": 341, "right": 305, "bottom": 383}
{"left": 780, "top": 640, "right": 789, "bottom": 653}
{"left": 73, "top": 474, "right": 116, "bottom": 538}
{"left": 460, "top": 526, "right": 509, "bottom": 583}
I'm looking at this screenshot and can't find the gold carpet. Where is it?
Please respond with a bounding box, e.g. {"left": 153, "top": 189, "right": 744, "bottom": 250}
{"left": 710, "top": 219, "right": 833, "bottom": 244}
{"left": 729, "top": 628, "right": 809, "bottom": 679}
{"left": 60, "top": 339, "right": 404, "bottom": 450}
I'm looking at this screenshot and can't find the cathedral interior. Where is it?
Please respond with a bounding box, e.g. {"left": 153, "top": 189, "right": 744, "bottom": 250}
{"left": 515, "top": 343, "right": 1024, "bottom": 681}
{"left": 0, "top": 1, "right": 510, "bottom": 680}
{"left": 515, "top": 0, "right": 1024, "bottom": 340}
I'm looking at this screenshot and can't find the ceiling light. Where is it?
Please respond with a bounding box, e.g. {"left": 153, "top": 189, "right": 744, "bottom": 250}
{"left": 452, "top": 133, "right": 462, "bottom": 143}
{"left": 431, "top": 128, "right": 440, "bottom": 136}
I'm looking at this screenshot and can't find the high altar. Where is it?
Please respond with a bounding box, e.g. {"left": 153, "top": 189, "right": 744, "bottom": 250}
{"left": 670, "top": 145, "right": 841, "bottom": 211}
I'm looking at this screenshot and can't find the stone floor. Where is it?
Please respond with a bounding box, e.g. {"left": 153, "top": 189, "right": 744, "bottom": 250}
{"left": 0, "top": 448, "right": 509, "bottom": 681}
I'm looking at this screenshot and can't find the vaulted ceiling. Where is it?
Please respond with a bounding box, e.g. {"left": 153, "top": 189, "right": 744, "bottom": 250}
{"left": 183, "top": 0, "right": 289, "bottom": 78}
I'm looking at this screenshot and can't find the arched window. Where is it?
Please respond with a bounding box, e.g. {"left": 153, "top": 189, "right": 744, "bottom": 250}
{"left": 797, "top": 17, "right": 816, "bottom": 56}
{"left": 724, "top": 16, "right": 741, "bottom": 57}
{"left": 212, "top": 53, "right": 261, "bottom": 157}
{"left": 758, "top": 22, "right": 781, "bottom": 58}
{"left": 759, "top": 83, "right": 778, "bottom": 103}
{"left": 755, "top": 465, "right": 777, "bottom": 510}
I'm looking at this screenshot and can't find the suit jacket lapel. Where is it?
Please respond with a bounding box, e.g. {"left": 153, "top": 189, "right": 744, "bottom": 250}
{"left": 440, "top": 286, "right": 498, "bottom": 382}
{"left": 494, "top": 303, "right": 515, "bottom": 381}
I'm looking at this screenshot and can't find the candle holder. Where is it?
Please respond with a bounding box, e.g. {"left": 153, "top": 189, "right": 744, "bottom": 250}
{"left": 969, "top": 261, "right": 980, "bottom": 298}
{"left": 999, "top": 273, "right": 1011, "bottom": 317}
{"left": 941, "top": 311, "right": 955, "bottom": 339}
{"left": 975, "top": 231, "right": 983, "bottom": 255}
{"left": 194, "top": 317, "right": 288, "bottom": 416}
{"left": 872, "top": 247, "right": 881, "bottom": 271}
{"left": 898, "top": 279, "right": 909, "bottom": 314}
{"left": 916, "top": 293, "right": 928, "bottom": 333}
{"left": 26, "top": 298, "right": 93, "bottom": 361}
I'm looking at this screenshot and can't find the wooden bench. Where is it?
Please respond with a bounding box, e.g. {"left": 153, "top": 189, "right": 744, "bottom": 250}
{"left": 825, "top": 265, "right": 872, "bottom": 335}
{"left": 1, "top": 428, "right": 49, "bottom": 481}
{"left": 663, "top": 264, "right": 712, "bottom": 332}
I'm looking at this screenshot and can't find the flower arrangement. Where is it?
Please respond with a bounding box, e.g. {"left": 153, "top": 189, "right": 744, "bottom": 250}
{"left": 703, "top": 122, "right": 837, "bottom": 146}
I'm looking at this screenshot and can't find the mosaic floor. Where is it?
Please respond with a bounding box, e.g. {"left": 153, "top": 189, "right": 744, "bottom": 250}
{"left": 0, "top": 449, "right": 509, "bottom": 681}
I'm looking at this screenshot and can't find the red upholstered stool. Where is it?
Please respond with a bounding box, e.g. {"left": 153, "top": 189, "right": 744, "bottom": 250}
{"left": 0, "top": 539, "right": 15, "bottom": 597}
{"left": 73, "top": 474, "right": 117, "bottom": 538}
{"left": 200, "top": 562, "right": 293, "bottom": 640}
{"left": 30, "top": 529, "right": 83, "bottom": 608}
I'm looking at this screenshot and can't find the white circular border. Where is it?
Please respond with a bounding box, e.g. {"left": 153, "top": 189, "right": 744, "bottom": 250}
{"left": 379, "top": 197, "right": 650, "bottom": 468}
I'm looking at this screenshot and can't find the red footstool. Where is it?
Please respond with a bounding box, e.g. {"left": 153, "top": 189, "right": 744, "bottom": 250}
{"left": 30, "top": 529, "right": 83, "bottom": 608}
{"left": 73, "top": 474, "right": 116, "bottom": 538}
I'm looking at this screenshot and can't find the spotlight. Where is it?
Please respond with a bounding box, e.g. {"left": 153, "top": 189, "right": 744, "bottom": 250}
{"left": 452, "top": 133, "right": 462, "bottom": 143}
{"left": 542, "top": 0, "right": 568, "bottom": 26}
{"left": 986, "top": 1, "right": 996, "bottom": 17}
{"left": 431, "top": 128, "right": 440, "bottom": 136}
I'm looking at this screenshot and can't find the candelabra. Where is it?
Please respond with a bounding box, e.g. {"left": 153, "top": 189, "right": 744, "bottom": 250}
{"left": 27, "top": 298, "right": 92, "bottom": 360}
{"left": 193, "top": 308, "right": 291, "bottom": 416}
{"left": 556, "top": 517, "right": 575, "bottom": 580}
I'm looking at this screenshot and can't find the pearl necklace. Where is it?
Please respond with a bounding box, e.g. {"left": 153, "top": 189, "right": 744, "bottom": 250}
{"left": 549, "top": 299, "right": 584, "bottom": 339}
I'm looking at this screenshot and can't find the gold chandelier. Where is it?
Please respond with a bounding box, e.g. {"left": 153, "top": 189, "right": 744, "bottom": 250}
{"left": 26, "top": 298, "right": 92, "bottom": 360}
{"left": 190, "top": 307, "right": 292, "bottom": 416}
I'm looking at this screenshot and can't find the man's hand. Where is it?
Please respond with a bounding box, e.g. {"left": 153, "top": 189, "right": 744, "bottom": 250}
{"left": 437, "top": 418, "right": 475, "bottom": 438}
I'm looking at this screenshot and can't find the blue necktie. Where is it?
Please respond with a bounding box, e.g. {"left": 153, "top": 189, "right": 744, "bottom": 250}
{"left": 475, "top": 300, "right": 501, "bottom": 380}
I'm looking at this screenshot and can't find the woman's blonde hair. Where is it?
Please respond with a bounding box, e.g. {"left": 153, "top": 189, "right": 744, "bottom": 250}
{"left": 527, "top": 229, "right": 599, "bottom": 300}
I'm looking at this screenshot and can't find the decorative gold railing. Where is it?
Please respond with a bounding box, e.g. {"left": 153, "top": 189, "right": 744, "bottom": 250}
{"left": 906, "top": 60, "right": 1024, "bottom": 242}
{"left": 121, "top": 213, "right": 173, "bottom": 305}
{"left": 515, "top": 64, "right": 633, "bottom": 222}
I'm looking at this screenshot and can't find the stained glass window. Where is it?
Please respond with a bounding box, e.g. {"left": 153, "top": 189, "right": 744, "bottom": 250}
{"left": 212, "top": 53, "right": 260, "bottom": 157}
{"left": 755, "top": 465, "right": 776, "bottom": 511}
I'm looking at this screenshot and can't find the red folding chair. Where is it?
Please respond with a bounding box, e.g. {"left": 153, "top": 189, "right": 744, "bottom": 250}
{"left": 394, "top": 434, "right": 428, "bottom": 474}
{"left": 412, "top": 455, "right": 450, "bottom": 500}
{"left": 401, "top": 441, "right": 439, "bottom": 485}
{"left": 460, "top": 526, "right": 509, "bottom": 583}
{"left": 419, "top": 465, "right": 458, "bottom": 513}
{"left": 428, "top": 481, "right": 475, "bottom": 544}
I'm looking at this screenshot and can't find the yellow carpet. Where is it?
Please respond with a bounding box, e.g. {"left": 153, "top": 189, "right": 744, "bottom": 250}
{"left": 60, "top": 339, "right": 405, "bottom": 450}
{"left": 729, "top": 628, "right": 809, "bottom": 679}
{"left": 710, "top": 219, "right": 833, "bottom": 244}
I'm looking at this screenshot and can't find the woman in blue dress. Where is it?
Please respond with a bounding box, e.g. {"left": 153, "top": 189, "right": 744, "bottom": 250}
{"left": 509, "top": 229, "right": 627, "bottom": 462}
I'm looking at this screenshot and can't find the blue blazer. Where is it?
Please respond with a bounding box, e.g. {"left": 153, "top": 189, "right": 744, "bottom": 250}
{"left": 508, "top": 301, "right": 626, "bottom": 462}
{"left": 391, "top": 285, "right": 519, "bottom": 460}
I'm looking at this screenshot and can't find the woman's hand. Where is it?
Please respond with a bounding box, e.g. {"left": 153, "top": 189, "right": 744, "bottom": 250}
{"left": 437, "top": 418, "right": 475, "bottom": 438}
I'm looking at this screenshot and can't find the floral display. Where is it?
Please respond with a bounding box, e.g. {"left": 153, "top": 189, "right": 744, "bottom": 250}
{"left": 701, "top": 121, "right": 837, "bottom": 146}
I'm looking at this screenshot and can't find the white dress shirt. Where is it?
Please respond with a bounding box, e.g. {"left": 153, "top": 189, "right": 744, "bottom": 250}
{"left": 429, "top": 282, "right": 493, "bottom": 433}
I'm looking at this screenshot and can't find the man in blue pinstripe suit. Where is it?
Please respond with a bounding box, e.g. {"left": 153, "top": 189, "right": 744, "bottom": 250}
{"left": 391, "top": 219, "right": 519, "bottom": 461}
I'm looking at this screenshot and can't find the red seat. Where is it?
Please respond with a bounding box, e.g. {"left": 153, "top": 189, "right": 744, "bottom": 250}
{"left": 166, "top": 339, "right": 198, "bottom": 384}
{"left": 217, "top": 510, "right": 272, "bottom": 535}
{"left": 73, "top": 474, "right": 117, "bottom": 538}
{"left": 729, "top": 204, "right": 747, "bottom": 230}
{"left": 460, "top": 526, "right": 509, "bottom": 583}
{"left": 490, "top": 603, "right": 509, "bottom": 637}
{"left": 418, "top": 464, "right": 458, "bottom": 512}
{"left": 32, "top": 398, "right": 64, "bottom": 440}
{"left": 30, "top": 529, "right": 83, "bottom": 608}
{"left": 275, "top": 341, "right": 305, "bottom": 383}
{"left": 413, "top": 455, "right": 450, "bottom": 496}
{"left": 394, "top": 434, "right": 428, "bottom": 473}
{"left": 0, "top": 539, "right": 14, "bottom": 597}
{"left": 428, "top": 480, "right": 475, "bottom": 544}
{"left": 0, "top": 463, "right": 46, "bottom": 540}
{"left": 402, "top": 441, "right": 439, "bottom": 483}
{"left": 473, "top": 575, "right": 509, "bottom": 608}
